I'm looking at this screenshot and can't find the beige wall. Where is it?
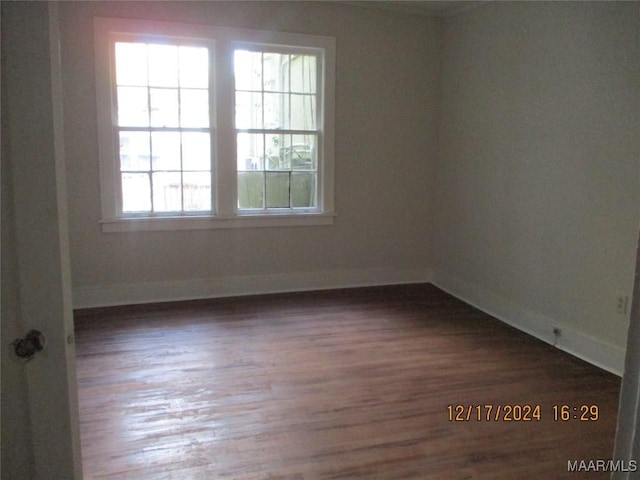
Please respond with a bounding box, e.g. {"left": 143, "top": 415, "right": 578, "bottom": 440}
{"left": 434, "top": 1, "right": 640, "bottom": 371}
{"left": 60, "top": 1, "right": 440, "bottom": 306}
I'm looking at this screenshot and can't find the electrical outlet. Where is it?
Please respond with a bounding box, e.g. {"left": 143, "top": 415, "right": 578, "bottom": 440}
{"left": 616, "top": 295, "right": 629, "bottom": 315}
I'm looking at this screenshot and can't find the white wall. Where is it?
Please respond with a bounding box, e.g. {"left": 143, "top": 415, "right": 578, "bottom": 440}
{"left": 434, "top": 1, "right": 640, "bottom": 374}
{"left": 60, "top": 1, "right": 440, "bottom": 307}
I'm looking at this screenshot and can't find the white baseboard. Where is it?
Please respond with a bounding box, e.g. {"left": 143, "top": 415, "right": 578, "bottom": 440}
{"left": 73, "top": 267, "right": 625, "bottom": 375}
{"left": 433, "top": 272, "right": 626, "bottom": 377}
{"left": 73, "top": 267, "right": 433, "bottom": 310}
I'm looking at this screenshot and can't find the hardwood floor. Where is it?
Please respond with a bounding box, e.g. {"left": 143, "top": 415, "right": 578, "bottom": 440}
{"left": 74, "top": 284, "right": 621, "bottom": 479}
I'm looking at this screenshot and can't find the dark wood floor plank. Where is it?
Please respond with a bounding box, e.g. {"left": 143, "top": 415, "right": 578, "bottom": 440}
{"left": 74, "top": 284, "right": 620, "bottom": 479}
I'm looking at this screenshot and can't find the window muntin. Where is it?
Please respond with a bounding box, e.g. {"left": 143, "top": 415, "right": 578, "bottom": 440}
{"left": 95, "top": 18, "right": 335, "bottom": 231}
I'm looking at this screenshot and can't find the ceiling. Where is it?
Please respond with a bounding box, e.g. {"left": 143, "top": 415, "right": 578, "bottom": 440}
{"left": 346, "top": 1, "right": 488, "bottom": 17}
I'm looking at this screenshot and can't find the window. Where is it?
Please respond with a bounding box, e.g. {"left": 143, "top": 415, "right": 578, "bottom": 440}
{"left": 94, "top": 18, "right": 335, "bottom": 231}
{"left": 115, "top": 43, "right": 212, "bottom": 214}
{"left": 235, "top": 51, "right": 318, "bottom": 210}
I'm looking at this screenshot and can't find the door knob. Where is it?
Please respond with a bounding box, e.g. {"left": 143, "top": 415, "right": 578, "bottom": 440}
{"left": 12, "top": 330, "right": 46, "bottom": 360}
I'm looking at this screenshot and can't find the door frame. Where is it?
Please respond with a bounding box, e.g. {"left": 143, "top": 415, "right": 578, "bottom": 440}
{"left": 612, "top": 231, "right": 640, "bottom": 479}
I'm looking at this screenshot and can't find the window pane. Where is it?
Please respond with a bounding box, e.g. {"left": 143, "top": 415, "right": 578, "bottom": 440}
{"left": 182, "top": 132, "right": 210, "bottom": 171}
{"left": 234, "top": 50, "right": 262, "bottom": 91}
{"left": 266, "top": 172, "right": 290, "bottom": 208}
{"left": 266, "top": 133, "right": 289, "bottom": 170}
{"left": 120, "top": 131, "right": 150, "bottom": 171}
{"left": 117, "top": 87, "right": 149, "bottom": 127}
{"left": 235, "top": 91, "right": 262, "bottom": 129}
{"left": 115, "top": 43, "right": 148, "bottom": 86}
{"left": 179, "top": 46, "right": 208, "bottom": 88}
{"left": 122, "top": 173, "right": 151, "bottom": 212}
{"left": 263, "top": 52, "right": 288, "bottom": 92}
{"left": 151, "top": 132, "right": 181, "bottom": 171}
{"left": 150, "top": 88, "right": 179, "bottom": 127}
{"left": 264, "top": 92, "right": 287, "bottom": 129}
{"left": 237, "top": 133, "right": 264, "bottom": 171}
{"left": 183, "top": 172, "right": 211, "bottom": 211}
{"left": 238, "top": 172, "right": 264, "bottom": 209}
{"left": 290, "top": 55, "right": 316, "bottom": 94}
{"left": 180, "top": 89, "right": 209, "bottom": 127}
{"left": 291, "top": 172, "right": 316, "bottom": 208}
{"left": 152, "top": 172, "right": 182, "bottom": 211}
{"left": 291, "top": 134, "right": 316, "bottom": 170}
{"left": 148, "top": 44, "right": 178, "bottom": 87}
{"left": 290, "top": 94, "right": 315, "bottom": 130}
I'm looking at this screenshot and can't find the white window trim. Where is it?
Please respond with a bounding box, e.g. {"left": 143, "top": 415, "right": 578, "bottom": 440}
{"left": 94, "top": 17, "right": 336, "bottom": 232}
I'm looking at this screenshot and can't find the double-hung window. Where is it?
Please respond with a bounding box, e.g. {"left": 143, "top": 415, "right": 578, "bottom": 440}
{"left": 94, "top": 18, "right": 335, "bottom": 231}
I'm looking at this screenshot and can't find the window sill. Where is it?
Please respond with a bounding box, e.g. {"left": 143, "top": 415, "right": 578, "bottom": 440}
{"left": 100, "top": 212, "right": 336, "bottom": 232}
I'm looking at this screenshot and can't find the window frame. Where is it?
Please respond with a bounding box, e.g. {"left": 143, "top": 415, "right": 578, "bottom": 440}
{"left": 94, "top": 17, "right": 335, "bottom": 232}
